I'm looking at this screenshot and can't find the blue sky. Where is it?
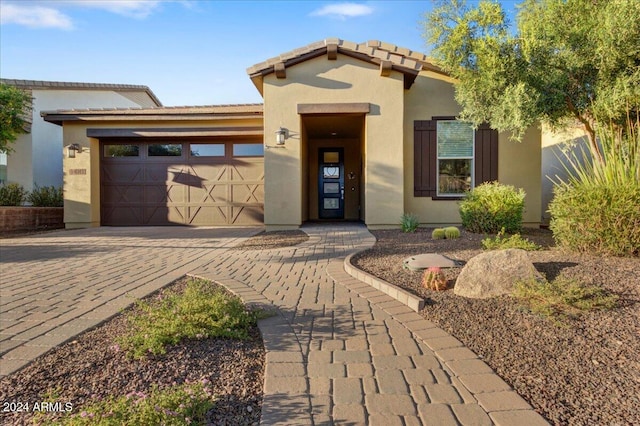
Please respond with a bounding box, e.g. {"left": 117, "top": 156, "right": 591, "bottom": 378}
{"left": 1, "top": 1, "right": 520, "bottom": 106}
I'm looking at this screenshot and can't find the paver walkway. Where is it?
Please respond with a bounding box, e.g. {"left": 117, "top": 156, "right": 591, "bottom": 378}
{"left": 1, "top": 224, "right": 548, "bottom": 425}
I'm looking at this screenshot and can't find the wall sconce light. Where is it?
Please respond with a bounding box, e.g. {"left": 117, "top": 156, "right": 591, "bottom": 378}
{"left": 67, "top": 144, "right": 82, "bottom": 158}
{"left": 275, "top": 127, "right": 289, "bottom": 145}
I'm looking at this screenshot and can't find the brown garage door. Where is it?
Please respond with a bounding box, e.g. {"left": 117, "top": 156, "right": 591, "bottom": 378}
{"left": 100, "top": 141, "right": 264, "bottom": 226}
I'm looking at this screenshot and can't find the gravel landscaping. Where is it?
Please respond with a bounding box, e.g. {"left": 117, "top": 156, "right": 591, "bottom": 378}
{"left": 0, "top": 277, "right": 265, "bottom": 426}
{"left": 351, "top": 227, "right": 640, "bottom": 426}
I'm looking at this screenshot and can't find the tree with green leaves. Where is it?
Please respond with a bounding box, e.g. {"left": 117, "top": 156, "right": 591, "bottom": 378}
{"left": 424, "top": 0, "right": 640, "bottom": 162}
{"left": 0, "top": 83, "right": 32, "bottom": 153}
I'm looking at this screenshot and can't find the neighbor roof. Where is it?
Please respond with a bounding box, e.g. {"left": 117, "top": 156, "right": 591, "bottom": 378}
{"left": 0, "top": 78, "right": 163, "bottom": 107}
{"left": 247, "top": 38, "right": 447, "bottom": 94}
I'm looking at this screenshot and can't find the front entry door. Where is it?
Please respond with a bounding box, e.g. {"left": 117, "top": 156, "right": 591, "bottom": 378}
{"left": 318, "top": 148, "right": 344, "bottom": 219}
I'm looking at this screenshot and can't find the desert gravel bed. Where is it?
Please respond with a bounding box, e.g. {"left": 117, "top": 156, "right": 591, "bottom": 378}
{"left": 0, "top": 278, "right": 265, "bottom": 426}
{"left": 351, "top": 228, "right": 640, "bottom": 426}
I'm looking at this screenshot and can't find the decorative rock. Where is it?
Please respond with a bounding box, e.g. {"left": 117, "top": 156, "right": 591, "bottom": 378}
{"left": 454, "top": 249, "right": 544, "bottom": 299}
{"left": 403, "top": 253, "right": 459, "bottom": 271}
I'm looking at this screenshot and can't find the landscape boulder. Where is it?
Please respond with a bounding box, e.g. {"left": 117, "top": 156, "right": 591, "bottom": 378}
{"left": 454, "top": 249, "right": 544, "bottom": 299}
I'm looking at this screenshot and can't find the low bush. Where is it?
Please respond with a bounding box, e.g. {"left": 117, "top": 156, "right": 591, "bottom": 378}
{"left": 482, "top": 228, "right": 541, "bottom": 251}
{"left": 0, "top": 183, "right": 27, "bottom": 206}
{"left": 459, "top": 182, "right": 525, "bottom": 234}
{"left": 55, "top": 383, "right": 212, "bottom": 425}
{"left": 26, "top": 184, "right": 63, "bottom": 207}
{"left": 514, "top": 277, "right": 618, "bottom": 322}
{"left": 431, "top": 228, "right": 446, "bottom": 239}
{"left": 118, "top": 278, "right": 262, "bottom": 359}
{"left": 400, "top": 213, "right": 419, "bottom": 233}
{"left": 444, "top": 226, "right": 460, "bottom": 239}
{"left": 548, "top": 117, "right": 640, "bottom": 256}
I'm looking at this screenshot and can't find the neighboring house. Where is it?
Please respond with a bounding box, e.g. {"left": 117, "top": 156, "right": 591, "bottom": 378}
{"left": 0, "top": 79, "right": 162, "bottom": 191}
{"left": 42, "top": 39, "right": 542, "bottom": 230}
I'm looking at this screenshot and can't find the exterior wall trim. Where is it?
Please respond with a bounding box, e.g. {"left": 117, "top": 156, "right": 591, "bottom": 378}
{"left": 297, "top": 103, "right": 370, "bottom": 115}
{"left": 86, "top": 127, "right": 264, "bottom": 138}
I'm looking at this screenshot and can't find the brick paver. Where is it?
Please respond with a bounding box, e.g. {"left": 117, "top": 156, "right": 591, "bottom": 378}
{"left": 0, "top": 224, "right": 549, "bottom": 425}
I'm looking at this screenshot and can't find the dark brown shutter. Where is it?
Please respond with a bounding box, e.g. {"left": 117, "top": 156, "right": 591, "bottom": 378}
{"left": 475, "top": 123, "right": 498, "bottom": 184}
{"left": 414, "top": 120, "right": 437, "bottom": 197}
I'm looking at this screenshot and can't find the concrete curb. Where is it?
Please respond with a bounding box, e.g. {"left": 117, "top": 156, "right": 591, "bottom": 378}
{"left": 344, "top": 252, "right": 426, "bottom": 312}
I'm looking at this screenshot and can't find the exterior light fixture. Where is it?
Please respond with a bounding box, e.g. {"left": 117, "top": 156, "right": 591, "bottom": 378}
{"left": 67, "top": 144, "right": 82, "bottom": 158}
{"left": 275, "top": 127, "right": 289, "bottom": 145}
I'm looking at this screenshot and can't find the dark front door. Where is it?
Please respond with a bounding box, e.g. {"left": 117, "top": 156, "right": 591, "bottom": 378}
{"left": 318, "top": 148, "right": 344, "bottom": 219}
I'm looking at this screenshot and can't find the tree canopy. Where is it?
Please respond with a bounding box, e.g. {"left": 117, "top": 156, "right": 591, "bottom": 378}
{"left": 424, "top": 0, "right": 640, "bottom": 160}
{"left": 0, "top": 84, "right": 32, "bottom": 153}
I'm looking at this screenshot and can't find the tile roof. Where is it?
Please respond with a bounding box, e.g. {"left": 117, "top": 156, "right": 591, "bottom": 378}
{"left": 246, "top": 38, "right": 445, "bottom": 82}
{"left": 0, "top": 78, "right": 163, "bottom": 107}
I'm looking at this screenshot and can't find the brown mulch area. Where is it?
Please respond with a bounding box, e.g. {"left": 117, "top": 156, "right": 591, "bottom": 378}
{"left": 0, "top": 277, "right": 265, "bottom": 426}
{"left": 351, "top": 228, "right": 640, "bottom": 426}
{"left": 232, "top": 230, "right": 309, "bottom": 250}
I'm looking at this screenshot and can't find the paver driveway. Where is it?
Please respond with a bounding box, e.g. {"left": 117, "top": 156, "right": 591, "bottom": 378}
{"left": 0, "top": 226, "right": 261, "bottom": 376}
{"left": 0, "top": 224, "right": 547, "bottom": 425}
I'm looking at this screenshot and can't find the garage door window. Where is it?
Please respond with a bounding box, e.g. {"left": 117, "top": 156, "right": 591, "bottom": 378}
{"left": 148, "top": 144, "right": 182, "bottom": 157}
{"left": 233, "top": 143, "right": 264, "bottom": 157}
{"left": 190, "top": 144, "right": 225, "bottom": 157}
{"left": 104, "top": 144, "right": 139, "bottom": 157}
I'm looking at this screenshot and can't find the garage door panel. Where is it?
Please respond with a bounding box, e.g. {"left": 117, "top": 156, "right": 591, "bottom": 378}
{"left": 102, "top": 164, "right": 143, "bottom": 183}
{"left": 101, "top": 142, "right": 263, "bottom": 226}
{"left": 102, "top": 184, "right": 144, "bottom": 204}
{"left": 231, "top": 206, "right": 264, "bottom": 225}
{"left": 231, "top": 162, "right": 264, "bottom": 182}
{"left": 231, "top": 183, "right": 264, "bottom": 203}
{"left": 189, "top": 184, "right": 228, "bottom": 203}
{"left": 188, "top": 206, "right": 229, "bottom": 225}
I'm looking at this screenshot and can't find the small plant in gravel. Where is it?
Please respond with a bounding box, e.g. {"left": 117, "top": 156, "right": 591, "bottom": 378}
{"left": 422, "top": 267, "right": 447, "bottom": 291}
{"left": 52, "top": 382, "right": 213, "bottom": 425}
{"left": 459, "top": 182, "right": 525, "bottom": 233}
{"left": 0, "top": 182, "right": 27, "bottom": 206}
{"left": 119, "top": 278, "right": 262, "bottom": 359}
{"left": 482, "top": 228, "right": 541, "bottom": 251}
{"left": 444, "top": 226, "right": 460, "bottom": 239}
{"left": 514, "top": 277, "right": 618, "bottom": 322}
{"left": 431, "top": 228, "right": 446, "bottom": 239}
{"left": 400, "top": 213, "right": 420, "bottom": 233}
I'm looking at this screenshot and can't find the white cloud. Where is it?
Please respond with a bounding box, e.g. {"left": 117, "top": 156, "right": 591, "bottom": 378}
{"left": 0, "top": 0, "right": 169, "bottom": 30}
{"left": 60, "top": 0, "right": 162, "bottom": 19}
{"left": 310, "top": 3, "right": 374, "bottom": 20}
{"left": 0, "top": 3, "right": 73, "bottom": 30}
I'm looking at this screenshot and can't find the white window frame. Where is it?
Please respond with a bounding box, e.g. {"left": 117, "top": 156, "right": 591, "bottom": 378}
{"left": 436, "top": 120, "right": 475, "bottom": 197}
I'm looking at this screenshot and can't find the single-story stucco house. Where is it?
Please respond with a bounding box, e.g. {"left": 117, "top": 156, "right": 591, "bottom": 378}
{"left": 0, "top": 79, "right": 162, "bottom": 191}
{"left": 41, "top": 39, "right": 543, "bottom": 231}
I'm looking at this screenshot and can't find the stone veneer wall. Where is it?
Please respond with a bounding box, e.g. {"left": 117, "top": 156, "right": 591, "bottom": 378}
{"left": 0, "top": 207, "right": 64, "bottom": 232}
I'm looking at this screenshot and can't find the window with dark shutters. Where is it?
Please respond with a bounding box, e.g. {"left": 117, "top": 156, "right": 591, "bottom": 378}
{"left": 413, "top": 119, "right": 498, "bottom": 199}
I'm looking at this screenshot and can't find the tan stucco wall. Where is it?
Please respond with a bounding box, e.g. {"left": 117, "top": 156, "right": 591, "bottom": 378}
{"left": 541, "top": 122, "right": 589, "bottom": 221}
{"left": 262, "top": 55, "right": 405, "bottom": 228}
{"left": 60, "top": 118, "right": 263, "bottom": 228}
{"left": 403, "top": 71, "right": 542, "bottom": 226}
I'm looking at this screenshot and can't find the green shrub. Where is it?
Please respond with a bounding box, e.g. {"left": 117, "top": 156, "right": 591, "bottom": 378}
{"left": 444, "top": 226, "right": 460, "bottom": 239}
{"left": 548, "top": 118, "right": 640, "bottom": 256}
{"left": 119, "top": 278, "right": 262, "bottom": 359}
{"left": 431, "top": 228, "right": 446, "bottom": 239}
{"left": 459, "top": 182, "right": 525, "bottom": 233}
{"left": 482, "top": 228, "right": 541, "bottom": 251}
{"left": 514, "top": 277, "right": 618, "bottom": 322}
{"left": 0, "top": 183, "right": 27, "bottom": 206}
{"left": 55, "top": 383, "right": 212, "bottom": 425}
{"left": 400, "top": 213, "right": 419, "bottom": 233}
{"left": 26, "top": 184, "right": 63, "bottom": 207}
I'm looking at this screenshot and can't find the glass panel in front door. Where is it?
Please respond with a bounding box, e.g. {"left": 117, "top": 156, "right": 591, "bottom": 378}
{"left": 318, "top": 149, "right": 344, "bottom": 219}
